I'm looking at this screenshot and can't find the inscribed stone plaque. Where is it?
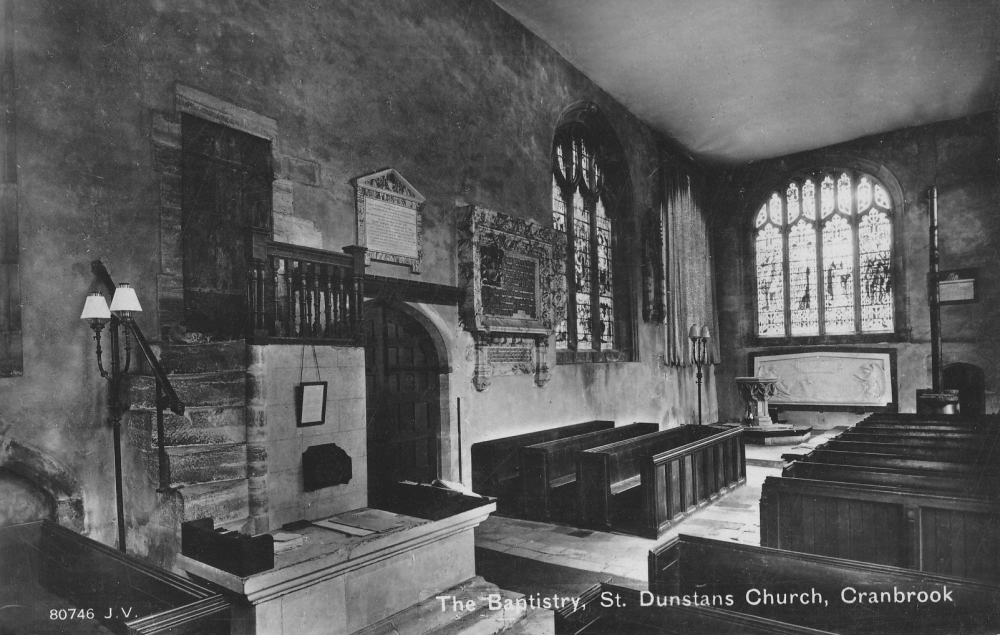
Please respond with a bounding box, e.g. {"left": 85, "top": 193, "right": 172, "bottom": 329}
{"left": 481, "top": 253, "right": 538, "bottom": 319}
{"left": 364, "top": 196, "right": 418, "bottom": 258}
{"left": 353, "top": 168, "right": 425, "bottom": 272}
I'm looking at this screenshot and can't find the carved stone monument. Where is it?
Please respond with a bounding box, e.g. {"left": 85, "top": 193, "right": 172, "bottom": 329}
{"left": 353, "top": 168, "right": 424, "bottom": 272}
{"left": 457, "top": 205, "right": 566, "bottom": 390}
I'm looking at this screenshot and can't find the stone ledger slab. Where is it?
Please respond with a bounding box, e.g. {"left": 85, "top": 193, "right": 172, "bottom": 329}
{"left": 178, "top": 503, "right": 496, "bottom": 635}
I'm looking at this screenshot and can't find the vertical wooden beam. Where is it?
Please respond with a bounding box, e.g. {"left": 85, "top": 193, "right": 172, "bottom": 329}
{"left": 928, "top": 187, "right": 943, "bottom": 393}
{"left": 0, "top": 0, "right": 20, "bottom": 377}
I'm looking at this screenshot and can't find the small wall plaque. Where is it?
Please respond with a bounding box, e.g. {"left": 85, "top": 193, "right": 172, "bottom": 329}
{"left": 938, "top": 268, "right": 977, "bottom": 305}
{"left": 353, "top": 168, "right": 425, "bottom": 272}
{"left": 296, "top": 381, "right": 327, "bottom": 427}
{"left": 302, "top": 443, "right": 353, "bottom": 491}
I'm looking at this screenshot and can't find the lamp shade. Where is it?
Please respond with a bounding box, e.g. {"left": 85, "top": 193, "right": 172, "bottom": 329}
{"left": 109, "top": 283, "right": 142, "bottom": 316}
{"left": 688, "top": 324, "right": 699, "bottom": 340}
{"left": 699, "top": 326, "right": 711, "bottom": 339}
{"left": 80, "top": 292, "right": 111, "bottom": 324}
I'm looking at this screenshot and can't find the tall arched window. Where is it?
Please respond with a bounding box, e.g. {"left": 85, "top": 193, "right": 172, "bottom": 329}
{"left": 754, "top": 170, "right": 894, "bottom": 338}
{"left": 551, "top": 109, "right": 630, "bottom": 359}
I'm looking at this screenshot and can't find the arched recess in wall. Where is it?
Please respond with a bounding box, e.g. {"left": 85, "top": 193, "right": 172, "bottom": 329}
{"left": 551, "top": 101, "right": 637, "bottom": 362}
{"left": 743, "top": 155, "right": 908, "bottom": 342}
{"left": 0, "top": 438, "right": 84, "bottom": 531}
{"left": 360, "top": 299, "right": 452, "bottom": 504}
{"left": 943, "top": 362, "right": 985, "bottom": 415}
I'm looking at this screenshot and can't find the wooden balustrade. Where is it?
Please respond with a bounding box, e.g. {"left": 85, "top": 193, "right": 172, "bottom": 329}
{"left": 246, "top": 229, "right": 366, "bottom": 345}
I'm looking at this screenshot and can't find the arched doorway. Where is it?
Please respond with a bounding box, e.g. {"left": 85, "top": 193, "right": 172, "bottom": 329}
{"left": 362, "top": 303, "right": 442, "bottom": 507}
{"left": 944, "top": 363, "right": 985, "bottom": 415}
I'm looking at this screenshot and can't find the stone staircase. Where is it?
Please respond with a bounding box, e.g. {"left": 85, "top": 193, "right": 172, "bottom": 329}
{"left": 126, "top": 340, "right": 252, "bottom": 532}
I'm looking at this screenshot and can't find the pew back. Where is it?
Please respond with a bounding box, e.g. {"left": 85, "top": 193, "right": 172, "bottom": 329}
{"left": 555, "top": 582, "right": 835, "bottom": 635}
{"left": 577, "top": 425, "right": 737, "bottom": 531}
{"left": 471, "top": 420, "right": 614, "bottom": 503}
{"left": 0, "top": 520, "right": 229, "bottom": 635}
{"left": 760, "top": 475, "right": 1000, "bottom": 582}
{"left": 520, "top": 422, "right": 659, "bottom": 520}
{"left": 649, "top": 534, "right": 1000, "bottom": 634}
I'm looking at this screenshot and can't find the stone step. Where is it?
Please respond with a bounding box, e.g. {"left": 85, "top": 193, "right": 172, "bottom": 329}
{"left": 167, "top": 443, "right": 247, "bottom": 487}
{"left": 504, "top": 609, "right": 553, "bottom": 635}
{"left": 178, "top": 478, "right": 249, "bottom": 525}
{"left": 130, "top": 370, "right": 245, "bottom": 409}
{"left": 357, "top": 577, "right": 527, "bottom": 635}
{"left": 148, "top": 340, "right": 247, "bottom": 374}
{"left": 128, "top": 406, "right": 246, "bottom": 447}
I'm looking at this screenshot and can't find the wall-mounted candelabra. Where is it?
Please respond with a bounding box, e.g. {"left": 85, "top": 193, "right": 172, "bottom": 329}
{"left": 688, "top": 325, "right": 710, "bottom": 425}
{"left": 80, "top": 283, "right": 142, "bottom": 552}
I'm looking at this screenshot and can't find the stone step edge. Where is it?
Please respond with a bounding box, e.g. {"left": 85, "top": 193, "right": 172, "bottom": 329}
{"left": 130, "top": 369, "right": 247, "bottom": 382}
{"left": 354, "top": 577, "right": 526, "bottom": 635}
{"left": 160, "top": 441, "right": 246, "bottom": 455}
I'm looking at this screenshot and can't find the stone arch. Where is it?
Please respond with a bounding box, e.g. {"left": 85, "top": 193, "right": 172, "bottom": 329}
{"left": 0, "top": 438, "right": 84, "bottom": 530}
{"left": 361, "top": 298, "right": 455, "bottom": 487}
{"left": 944, "top": 362, "right": 986, "bottom": 415}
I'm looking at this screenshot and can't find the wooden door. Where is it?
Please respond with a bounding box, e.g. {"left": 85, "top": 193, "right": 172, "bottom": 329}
{"left": 363, "top": 304, "right": 440, "bottom": 507}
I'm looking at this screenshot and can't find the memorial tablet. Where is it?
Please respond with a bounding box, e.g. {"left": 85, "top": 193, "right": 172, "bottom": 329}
{"left": 353, "top": 168, "right": 424, "bottom": 272}
{"left": 457, "top": 205, "right": 566, "bottom": 390}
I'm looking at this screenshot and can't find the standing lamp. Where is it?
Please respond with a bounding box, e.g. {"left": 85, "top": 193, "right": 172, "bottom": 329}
{"left": 688, "top": 325, "right": 710, "bottom": 425}
{"left": 81, "top": 283, "right": 142, "bottom": 552}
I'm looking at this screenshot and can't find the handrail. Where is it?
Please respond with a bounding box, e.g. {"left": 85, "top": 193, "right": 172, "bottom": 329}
{"left": 91, "top": 260, "right": 185, "bottom": 416}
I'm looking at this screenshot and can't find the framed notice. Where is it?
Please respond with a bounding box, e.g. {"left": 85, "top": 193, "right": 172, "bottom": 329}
{"left": 296, "top": 381, "right": 328, "bottom": 427}
{"left": 353, "top": 168, "right": 425, "bottom": 272}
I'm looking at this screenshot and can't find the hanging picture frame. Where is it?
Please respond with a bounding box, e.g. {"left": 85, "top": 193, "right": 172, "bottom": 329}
{"left": 296, "top": 381, "right": 328, "bottom": 427}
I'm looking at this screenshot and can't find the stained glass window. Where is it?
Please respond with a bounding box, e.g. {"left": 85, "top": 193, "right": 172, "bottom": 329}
{"left": 552, "top": 126, "right": 622, "bottom": 353}
{"left": 754, "top": 169, "right": 894, "bottom": 338}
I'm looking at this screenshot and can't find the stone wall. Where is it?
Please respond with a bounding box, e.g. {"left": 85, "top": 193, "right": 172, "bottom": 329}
{"left": 2, "top": 0, "right": 711, "bottom": 545}
{"left": 251, "top": 345, "right": 366, "bottom": 529}
{"left": 711, "top": 113, "right": 999, "bottom": 426}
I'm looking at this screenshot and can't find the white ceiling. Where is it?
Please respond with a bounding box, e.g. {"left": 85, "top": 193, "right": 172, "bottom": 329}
{"left": 494, "top": 0, "right": 998, "bottom": 164}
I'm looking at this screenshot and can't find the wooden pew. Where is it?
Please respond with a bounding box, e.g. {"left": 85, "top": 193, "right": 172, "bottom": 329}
{"left": 783, "top": 460, "right": 995, "bottom": 497}
{"left": 471, "top": 420, "right": 614, "bottom": 514}
{"left": 760, "top": 475, "right": 1000, "bottom": 582}
{"left": 836, "top": 429, "right": 981, "bottom": 443}
{"left": 577, "top": 425, "right": 744, "bottom": 536}
{"left": 790, "top": 448, "right": 979, "bottom": 475}
{"left": 519, "top": 422, "right": 659, "bottom": 521}
{"left": 555, "top": 582, "right": 833, "bottom": 635}
{"left": 818, "top": 439, "right": 984, "bottom": 462}
{"left": 647, "top": 534, "right": 1000, "bottom": 635}
{"left": 0, "top": 520, "right": 229, "bottom": 634}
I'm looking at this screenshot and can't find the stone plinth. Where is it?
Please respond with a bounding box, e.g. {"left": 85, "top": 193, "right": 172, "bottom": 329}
{"left": 734, "top": 376, "right": 812, "bottom": 445}
{"left": 734, "top": 376, "right": 779, "bottom": 426}
{"left": 178, "top": 501, "right": 495, "bottom": 635}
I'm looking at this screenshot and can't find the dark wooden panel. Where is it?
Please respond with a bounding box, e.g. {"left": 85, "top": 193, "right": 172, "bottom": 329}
{"left": 762, "top": 475, "right": 1000, "bottom": 581}
{"left": 0, "top": 521, "right": 230, "bottom": 635}
{"left": 520, "top": 422, "right": 657, "bottom": 520}
{"left": 556, "top": 582, "right": 835, "bottom": 635}
{"left": 472, "top": 420, "right": 614, "bottom": 498}
{"left": 649, "top": 535, "right": 1000, "bottom": 635}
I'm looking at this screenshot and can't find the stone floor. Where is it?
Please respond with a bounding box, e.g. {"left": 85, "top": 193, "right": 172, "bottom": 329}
{"left": 475, "top": 464, "right": 777, "bottom": 594}
{"left": 474, "top": 428, "right": 849, "bottom": 599}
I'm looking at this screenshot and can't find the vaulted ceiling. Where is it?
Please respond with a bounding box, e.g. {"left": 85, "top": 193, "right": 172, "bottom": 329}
{"left": 493, "top": 0, "right": 998, "bottom": 164}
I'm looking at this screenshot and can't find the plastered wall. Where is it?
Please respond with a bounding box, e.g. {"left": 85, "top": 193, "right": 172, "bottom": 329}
{"left": 2, "top": 0, "right": 712, "bottom": 544}
{"left": 711, "top": 113, "right": 1000, "bottom": 426}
